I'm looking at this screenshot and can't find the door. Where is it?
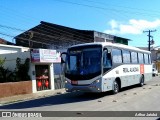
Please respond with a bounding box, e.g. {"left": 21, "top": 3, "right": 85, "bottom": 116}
{"left": 35, "top": 65, "right": 50, "bottom": 91}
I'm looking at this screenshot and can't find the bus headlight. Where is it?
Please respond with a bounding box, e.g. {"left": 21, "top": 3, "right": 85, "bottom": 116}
{"left": 96, "top": 80, "right": 100, "bottom": 83}
{"left": 91, "top": 79, "right": 100, "bottom": 84}
{"left": 65, "top": 80, "right": 71, "bottom": 83}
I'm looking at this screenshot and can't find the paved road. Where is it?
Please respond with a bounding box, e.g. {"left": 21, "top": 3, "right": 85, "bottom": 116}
{"left": 0, "top": 76, "right": 160, "bottom": 120}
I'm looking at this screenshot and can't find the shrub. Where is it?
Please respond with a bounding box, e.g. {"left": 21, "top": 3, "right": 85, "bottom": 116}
{"left": 15, "top": 57, "right": 31, "bottom": 81}
{"left": 0, "top": 57, "right": 31, "bottom": 83}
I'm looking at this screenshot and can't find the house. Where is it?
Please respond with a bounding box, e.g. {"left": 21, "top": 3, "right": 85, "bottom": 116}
{"left": 152, "top": 47, "right": 160, "bottom": 73}
{"left": 0, "top": 43, "right": 61, "bottom": 94}
{"left": 0, "top": 43, "right": 29, "bottom": 54}
{"left": 0, "top": 38, "right": 15, "bottom": 45}
{"left": 138, "top": 46, "right": 160, "bottom": 72}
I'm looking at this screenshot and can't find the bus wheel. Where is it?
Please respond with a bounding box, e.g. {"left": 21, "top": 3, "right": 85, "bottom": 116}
{"left": 139, "top": 75, "right": 144, "bottom": 87}
{"left": 112, "top": 80, "right": 119, "bottom": 94}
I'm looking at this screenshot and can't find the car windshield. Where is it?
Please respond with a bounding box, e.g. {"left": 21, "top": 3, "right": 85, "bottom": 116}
{"left": 65, "top": 45, "right": 102, "bottom": 79}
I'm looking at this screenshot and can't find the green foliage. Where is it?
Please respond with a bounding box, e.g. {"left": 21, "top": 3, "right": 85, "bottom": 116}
{"left": 0, "top": 67, "right": 15, "bottom": 82}
{"left": 15, "top": 57, "right": 31, "bottom": 81}
{"left": 0, "top": 57, "right": 15, "bottom": 82}
{"left": 0, "top": 57, "right": 5, "bottom": 67}
{"left": 0, "top": 57, "right": 31, "bottom": 83}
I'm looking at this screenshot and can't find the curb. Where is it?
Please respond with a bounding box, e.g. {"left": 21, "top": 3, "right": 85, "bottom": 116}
{"left": 0, "top": 88, "right": 66, "bottom": 106}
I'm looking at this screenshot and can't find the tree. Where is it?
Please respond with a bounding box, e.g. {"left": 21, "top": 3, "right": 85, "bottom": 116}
{"left": 15, "top": 57, "right": 31, "bottom": 81}
{"left": 0, "top": 57, "right": 15, "bottom": 82}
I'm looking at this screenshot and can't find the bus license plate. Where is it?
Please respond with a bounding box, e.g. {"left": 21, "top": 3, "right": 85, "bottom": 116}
{"left": 71, "top": 80, "right": 78, "bottom": 85}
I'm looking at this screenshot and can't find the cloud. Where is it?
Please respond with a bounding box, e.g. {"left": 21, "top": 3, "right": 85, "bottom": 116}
{"left": 104, "top": 19, "right": 160, "bottom": 35}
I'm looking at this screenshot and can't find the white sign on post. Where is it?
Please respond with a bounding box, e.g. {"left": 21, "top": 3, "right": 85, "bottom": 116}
{"left": 30, "top": 49, "right": 61, "bottom": 63}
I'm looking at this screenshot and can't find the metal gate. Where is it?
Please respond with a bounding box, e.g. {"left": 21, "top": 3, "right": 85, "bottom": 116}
{"left": 53, "top": 63, "right": 66, "bottom": 89}
{"left": 54, "top": 74, "right": 65, "bottom": 89}
{"left": 35, "top": 65, "right": 51, "bottom": 91}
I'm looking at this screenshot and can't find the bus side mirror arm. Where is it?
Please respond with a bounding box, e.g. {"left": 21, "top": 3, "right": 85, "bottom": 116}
{"left": 61, "top": 52, "right": 67, "bottom": 64}
{"left": 61, "top": 58, "right": 65, "bottom": 64}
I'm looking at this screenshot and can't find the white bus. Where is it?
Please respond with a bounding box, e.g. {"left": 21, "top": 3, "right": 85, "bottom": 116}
{"left": 61, "top": 42, "right": 152, "bottom": 94}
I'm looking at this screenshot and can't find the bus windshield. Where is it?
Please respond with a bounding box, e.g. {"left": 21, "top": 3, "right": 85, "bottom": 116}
{"left": 65, "top": 45, "right": 102, "bottom": 80}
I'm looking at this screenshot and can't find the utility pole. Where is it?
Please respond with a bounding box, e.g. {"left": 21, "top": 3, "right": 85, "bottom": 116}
{"left": 28, "top": 31, "right": 34, "bottom": 48}
{"left": 143, "top": 30, "right": 156, "bottom": 51}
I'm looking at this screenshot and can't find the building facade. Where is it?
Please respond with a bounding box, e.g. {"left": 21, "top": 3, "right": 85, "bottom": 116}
{"left": 139, "top": 47, "right": 160, "bottom": 73}
{"left": 15, "top": 21, "right": 130, "bottom": 50}
{"left": 0, "top": 44, "right": 62, "bottom": 93}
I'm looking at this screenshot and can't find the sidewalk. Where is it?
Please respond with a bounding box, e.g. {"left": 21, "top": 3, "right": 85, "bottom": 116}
{"left": 0, "top": 88, "right": 65, "bottom": 106}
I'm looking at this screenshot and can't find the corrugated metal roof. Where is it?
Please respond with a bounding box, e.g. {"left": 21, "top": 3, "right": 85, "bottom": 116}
{"left": 15, "top": 21, "right": 94, "bottom": 48}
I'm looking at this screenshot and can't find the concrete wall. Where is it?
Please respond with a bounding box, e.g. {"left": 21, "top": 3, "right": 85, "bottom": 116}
{"left": 0, "top": 51, "right": 31, "bottom": 71}
{"left": 0, "top": 51, "right": 56, "bottom": 93}
{"left": 0, "top": 45, "right": 61, "bottom": 95}
{"left": 0, "top": 44, "right": 29, "bottom": 54}
{"left": 0, "top": 45, "right": 35, "bottom": 97}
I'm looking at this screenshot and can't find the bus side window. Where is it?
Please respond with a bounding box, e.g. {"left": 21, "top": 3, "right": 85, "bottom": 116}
{"left": 103, "top": 51, "right": 112, "bottom": 73}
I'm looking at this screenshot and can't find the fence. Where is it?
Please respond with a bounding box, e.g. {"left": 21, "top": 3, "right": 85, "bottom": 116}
{"left": 54, "top": 74, "right": 65, "bottom": 89}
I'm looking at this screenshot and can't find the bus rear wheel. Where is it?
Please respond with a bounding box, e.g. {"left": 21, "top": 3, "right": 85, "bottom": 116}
{"left": 112, "top": 80, "right": 119, "bottom": 94}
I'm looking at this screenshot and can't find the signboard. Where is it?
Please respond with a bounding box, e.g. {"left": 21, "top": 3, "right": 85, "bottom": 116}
{"left": 30, "top": 49, "right": 40, "bottom": 62}
{"left": 30, "top": 49, "right": 61, "bottom": 63}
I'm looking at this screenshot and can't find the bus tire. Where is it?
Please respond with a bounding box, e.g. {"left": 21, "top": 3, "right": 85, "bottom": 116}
{"left": 112, "top": 80, "right": 119, "bottom": 94}
{"left": 139, "top": 75, "right": 144, "bottom": 87}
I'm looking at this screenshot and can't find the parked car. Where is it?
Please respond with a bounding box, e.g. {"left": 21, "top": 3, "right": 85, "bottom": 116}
{"left": 152, "top": 68, "right": 158, "bottom": 76}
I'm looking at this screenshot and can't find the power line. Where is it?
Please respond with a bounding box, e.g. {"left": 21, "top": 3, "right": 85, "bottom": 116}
{"left": 84, "top": 0, "right": 160, "bottom": 14}
{"left": 1, "top": 0, "right": 159, "bottom": 43}
{"left": 56, "top": 0, "right": 160, "bottom": 17}
{"left": 0, "top": 5, "right": 40, "bottom": 27}
{"left": 0, "top": 24, "right": 25, "bottom": 32}
{"left": 0, "top": 32, "right": 52, "bottom": 46}
{"left": 0, "top": 1, "right": 128, "bottom": 30}
{"left": 0, "top": 23, "right": 93, "bottom": 44}
{"left": 0, "top": 24, "right": 89, "bottom": 48}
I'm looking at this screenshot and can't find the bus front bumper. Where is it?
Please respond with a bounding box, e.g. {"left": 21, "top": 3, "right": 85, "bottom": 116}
{"left": 65, "top": 84, "right": 102, "bottom": 93}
